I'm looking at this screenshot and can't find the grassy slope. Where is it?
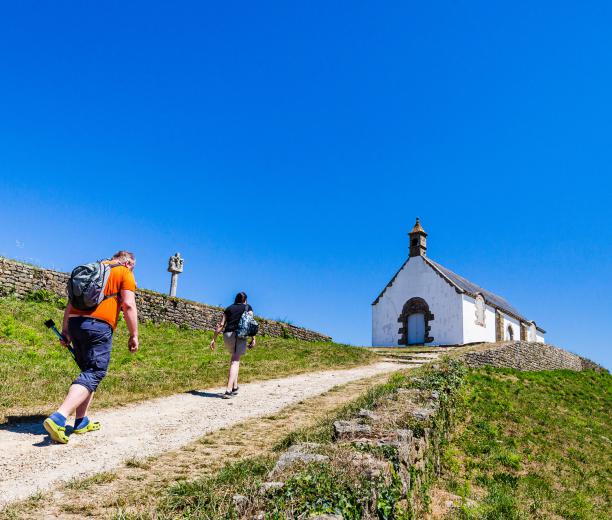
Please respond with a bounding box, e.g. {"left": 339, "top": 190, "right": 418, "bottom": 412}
{"left": 0, "top": 296, "right": 375, "bottom": 423}
{"left": 441, "top": 367, "right": 612, "bottom": 520}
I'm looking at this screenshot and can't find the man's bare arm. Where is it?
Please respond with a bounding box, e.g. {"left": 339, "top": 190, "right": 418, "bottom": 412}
{"left": 60, "top": 302, "right": 73, "bottom": 346}
{"left": 121, "top": 289, "right": 139, "bottom": 352}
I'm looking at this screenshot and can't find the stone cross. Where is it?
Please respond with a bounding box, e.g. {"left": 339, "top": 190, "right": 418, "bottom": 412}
{"left": 167, "top": 253, "right": 184, "bottom": 297}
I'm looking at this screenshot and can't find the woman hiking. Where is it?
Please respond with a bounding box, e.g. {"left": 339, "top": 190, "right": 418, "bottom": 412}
{"left": 210, "top": 292, "right": 256, "bottom": 399}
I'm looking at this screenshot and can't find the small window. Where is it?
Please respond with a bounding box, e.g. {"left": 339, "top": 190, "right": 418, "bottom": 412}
{"left": 411, "top": 238, "right": 417, "bottom": 246}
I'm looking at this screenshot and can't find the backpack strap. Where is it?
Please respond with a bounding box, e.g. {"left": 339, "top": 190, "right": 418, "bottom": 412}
{"left": 100, "top": 262, "right": 124, "bottom": 302}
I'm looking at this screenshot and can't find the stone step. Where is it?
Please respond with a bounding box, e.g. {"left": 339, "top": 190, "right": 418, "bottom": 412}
{"left": 376, "top": 353, "right": 440, "bottom": 361}
{"left": 382, "top": 358, "right": 430, "bottom": 365}
{"left": 382, "top": 359, "right": 421, "bottom": 366}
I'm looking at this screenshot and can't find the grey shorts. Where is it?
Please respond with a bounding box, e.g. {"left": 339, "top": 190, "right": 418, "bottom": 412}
{"left": 223, "top": 332, "right": 247, "bottom": 356}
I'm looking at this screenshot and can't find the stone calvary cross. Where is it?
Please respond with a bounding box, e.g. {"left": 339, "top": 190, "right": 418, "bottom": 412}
{"left": 167, "top": 252, "right": 184, "bottom": 297}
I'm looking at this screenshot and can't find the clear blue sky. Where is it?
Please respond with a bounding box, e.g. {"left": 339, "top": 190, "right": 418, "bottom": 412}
{"left": 0, "top": 2, "right": 610, "bottom": 368}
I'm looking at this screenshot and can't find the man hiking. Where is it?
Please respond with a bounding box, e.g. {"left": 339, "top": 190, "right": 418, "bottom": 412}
{"left": 43, "top": 251, "right": 139, "bottom": 444}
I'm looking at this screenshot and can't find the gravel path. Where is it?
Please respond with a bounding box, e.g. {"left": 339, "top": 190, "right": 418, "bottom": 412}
{"left": 0, "top": 361, "right": 406, "bottom": 507}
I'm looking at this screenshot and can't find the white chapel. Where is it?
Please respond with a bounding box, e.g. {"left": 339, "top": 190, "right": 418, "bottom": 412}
{"left": 372, "top": 218, "right": 546, "bottom": 346}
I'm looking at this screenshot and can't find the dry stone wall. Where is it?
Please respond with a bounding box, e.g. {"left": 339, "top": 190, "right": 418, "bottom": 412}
{"left": 461, "top": 341, "right": 605, "bottom": 372}
{"left": 0, "top": 257, "right": 331, "bottom": 342}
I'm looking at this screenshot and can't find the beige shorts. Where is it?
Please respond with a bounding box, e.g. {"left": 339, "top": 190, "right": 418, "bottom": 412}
{"left": 223, "top": 332, "right": 247, "bottom": 356}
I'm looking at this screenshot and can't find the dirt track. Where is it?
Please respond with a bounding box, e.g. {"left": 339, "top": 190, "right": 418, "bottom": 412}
{"left": 0, "top": 361, "right": 406, "bottom": 508}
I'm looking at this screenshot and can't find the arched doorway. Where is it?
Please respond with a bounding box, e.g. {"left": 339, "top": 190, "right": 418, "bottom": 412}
{"left": 506, "top": 325, "right": 514, "bottom": 341}
{"left": 398, "top": 297, "right": 434, "bottom": 345}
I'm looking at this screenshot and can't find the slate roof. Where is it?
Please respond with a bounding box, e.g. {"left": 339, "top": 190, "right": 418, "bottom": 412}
{"left": 373, "top": 256, "right": 545, "bottom": 332}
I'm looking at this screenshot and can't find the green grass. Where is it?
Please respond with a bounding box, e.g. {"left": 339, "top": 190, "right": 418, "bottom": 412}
{"left": 441, "top": 367, "right": 612, "bottom": 520}
{"left": 0, "top": 295, "right": 375, "bottom": 423}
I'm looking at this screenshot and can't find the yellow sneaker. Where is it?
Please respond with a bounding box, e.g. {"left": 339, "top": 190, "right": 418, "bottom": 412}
{"left": 43, "top": 418, "right": 69, "bottom": 444}
{"left": 73, "top": 420, "right": 101, "bottom": 434}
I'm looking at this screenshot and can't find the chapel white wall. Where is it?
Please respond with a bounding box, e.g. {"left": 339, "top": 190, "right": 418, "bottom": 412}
{"left": 461, "top": 295, "right": 496, "bottom": 343}
{"left": 502, "top": 314, "right": 521, "bottom": 341}
{"left": 372, "top": 256, "right": 463, "bottom": 346}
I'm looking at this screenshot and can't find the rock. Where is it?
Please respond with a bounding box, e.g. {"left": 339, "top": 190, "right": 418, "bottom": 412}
{"left": 352, "top": 452, "right": 388, "bottom": 479}
{"left": 259, "top": 481, "right": 285, "bottom": 494}
{"left": 397, "top": 388, "right": 420, "bottom": 396}
{"left": 395, "top": 430, "right": 414, "bottom": 466}
{"left": 408, "top": 437, "right": 428, "bottom": 468}
{"left": 396, "top": 429, "right": 414, "bottom": 444}
{"left": 271, "top": 444, "right": 329, "bottom": 475}
{"left": 430, "top": 391, "right": 440, "bottom": 400}
{"left": 232, "top": 494, "right": 249, "bottom": 513}
{"left": 411, "top": 408, "right": 435, "bottom": 420}
{"left": 357, "top": 409, "right": 380, "bottom": 420}
{"left": 333, "top": 420, "right": 372, "bottom": 440}
{"left": 444, "top": 495, "right": 477, "bottom": 510}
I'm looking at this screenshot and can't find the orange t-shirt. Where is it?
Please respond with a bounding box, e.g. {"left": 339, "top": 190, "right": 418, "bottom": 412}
{"left": 70, "top": 264, "right": 137, "bottom": 330}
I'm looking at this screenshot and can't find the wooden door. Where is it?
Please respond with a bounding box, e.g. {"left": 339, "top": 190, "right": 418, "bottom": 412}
{"left": 408, "top": 313, "right": 425, "bottom": 344}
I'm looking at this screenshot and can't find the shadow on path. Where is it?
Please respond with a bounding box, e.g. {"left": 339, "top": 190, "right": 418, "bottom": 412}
{"left": 1, "top": 415, "right": 76, "bottom": 447}
{"left": 187, "top": 390, "right": 225, "bottom": 399}
{"left": 1, "top": 415, "right": 47, "bottom": 435}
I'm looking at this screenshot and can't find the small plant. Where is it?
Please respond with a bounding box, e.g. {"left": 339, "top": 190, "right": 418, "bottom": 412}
{"left": 25, "top": 289, "right": 66, "bottom": 309}
{"left": 125, "top": 457, "right": 151, "bottom": 470}
{"left": 280, "top": 326, "right": 294, "bottom": 339}
{"left": 1, "top": 315, "right": 17, "bottom": 338}
{"left": 65, "top": 472, "right": 117, "bottom": 490}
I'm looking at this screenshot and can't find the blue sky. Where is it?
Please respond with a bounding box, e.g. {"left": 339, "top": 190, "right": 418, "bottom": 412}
{"left": 0, "top": 2, "right": 610, "bottom": 368}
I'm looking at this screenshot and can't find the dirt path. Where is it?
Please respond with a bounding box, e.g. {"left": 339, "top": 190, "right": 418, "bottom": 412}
{"left": 0, "top": 361, "right": 408, "bottom": 509}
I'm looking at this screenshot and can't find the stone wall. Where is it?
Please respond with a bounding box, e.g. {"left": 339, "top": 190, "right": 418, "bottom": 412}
{"left": 0, "top": 257, "right": 331, "bottom": 342}
{"left": 231, "top": 360, "right": 465, "bottom": 519}
{"left": 461, "top": 341, "right": 605, "bottom": 372}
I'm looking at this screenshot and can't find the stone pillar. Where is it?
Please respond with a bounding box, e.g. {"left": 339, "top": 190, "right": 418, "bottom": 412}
{"left": 167, "top": 253, "right": 184, "bottom": 297}
{"left": 169, "top": 272, "right": 178, "bottom": 297}
{"left": 495, "top": 310, "right": 504, "bottom": 342}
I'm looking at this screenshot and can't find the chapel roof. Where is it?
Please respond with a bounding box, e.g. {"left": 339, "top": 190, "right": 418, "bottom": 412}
{"left": 372, "top": 256, "right": 545, "bottom": 332}
{"left": 423, "top": 257, "right": 533, "bottom": 323}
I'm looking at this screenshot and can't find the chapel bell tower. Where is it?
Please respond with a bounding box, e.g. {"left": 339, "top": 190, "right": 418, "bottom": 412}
{"left": 409, "top": 217, "right": 427, "bottom": 257}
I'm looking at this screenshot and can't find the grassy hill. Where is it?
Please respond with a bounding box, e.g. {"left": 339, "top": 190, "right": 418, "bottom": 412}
{"left": 0, "top": 294, "right": 376, "bottom": 423}
{"left": 129, "top": 364, "right": 610, "bottom": 520}
{"left": 438, "top": 367, "right": 611, "bottom": 519}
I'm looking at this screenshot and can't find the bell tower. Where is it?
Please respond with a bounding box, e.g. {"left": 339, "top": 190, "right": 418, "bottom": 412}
{"left": 408, "top": 217, "right": 427, "bottom": 257}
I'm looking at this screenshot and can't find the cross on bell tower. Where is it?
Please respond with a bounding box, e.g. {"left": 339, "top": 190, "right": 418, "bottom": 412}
{"left": 408, "top": 217, "right": 427, "bottom": 257}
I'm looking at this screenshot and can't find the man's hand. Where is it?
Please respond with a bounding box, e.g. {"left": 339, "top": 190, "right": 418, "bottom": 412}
{"left": 128, "top": 335, "right": 139, "bottom": 353}
{"left": 209, "top": 338, "right": 216, "bottom": 350}
{"left": 248, "top": 338, "right": 256, "bottom": 349}
{"left": 60, "top": 330, "right": 72, "bottom": 348}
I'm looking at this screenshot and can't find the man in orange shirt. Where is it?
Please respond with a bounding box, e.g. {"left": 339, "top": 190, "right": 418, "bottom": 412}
{"left": 43, "top": 251, "right": 139, "bottom": 444}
